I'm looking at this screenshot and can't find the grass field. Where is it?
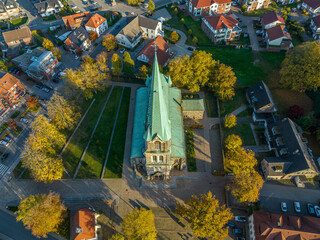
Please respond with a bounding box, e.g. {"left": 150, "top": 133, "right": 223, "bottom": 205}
{"left": 104, "top": 87, "right": 131, "bottom": 178}
{"left": 223, "top": 124, "right": 256, "bottom": 146}
{"left": 219, "top": 89, "right": 247, "bottom": 117}
{"left": 10, "top": 17, "right": 28, "bottom": 27}
{"left": 76, "top": 87, "right": 123, "bottom": 179}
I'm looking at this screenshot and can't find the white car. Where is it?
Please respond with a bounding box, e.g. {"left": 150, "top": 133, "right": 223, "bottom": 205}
{"left": 281, "top": 202, "right": 287, "bottom": 212}
{"left": 75, "top": 55, "right": 79, "bottom": 60}
{"left": 42, "top": 87, "right": 50, "bottom": 93}
{"left": 120, "top": 49, "right": 125, "bottom": 54}
{"left": 294, "top": 201, "right": 301, "bottom": 213}
{"left": 235, "top": 216, "right": 246, "bottom": 222}
{"left": 21, "top": 118, "right": 28, "bottom": 123}
{"left": 314, "top": 205, "right": 320, "bottom": 217}
{"left": 0, "top": 140, "right": 9, "bottom": 146}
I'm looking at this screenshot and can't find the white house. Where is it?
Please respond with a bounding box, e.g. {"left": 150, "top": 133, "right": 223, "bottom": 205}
{"left": 311, "top": 15, "right": 320, "bottom": 41}
{"left": 266, "top": 25, "right": 293, "bottom": 49}
{"left": 185, "top": 0, "right": 232, "bottom": 18}
{"left": 85, "top": 13, "right": 108, "bottom": 37}
{"left": 116, "top": 15, "right": 163, "bottom": 49}
{"left": 34, "top": 0, "right": 63, "bottom": 17}
{"left": 301, "top": 0, "right": 320, "bottom": 15}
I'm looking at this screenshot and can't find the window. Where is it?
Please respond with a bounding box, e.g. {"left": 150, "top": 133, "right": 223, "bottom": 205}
{"left": 152, "top": 156, "right": 157, "bottom": 162}
{"left": 159, "top": 156, "right": 164, "bottom": 162}
{"left": 154, "top": 141, "right": 160, "bottom": 151}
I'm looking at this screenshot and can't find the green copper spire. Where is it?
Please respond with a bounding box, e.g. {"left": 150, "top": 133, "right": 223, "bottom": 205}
{"left": 144, "top": 53, "right": 171, "bottom": 141}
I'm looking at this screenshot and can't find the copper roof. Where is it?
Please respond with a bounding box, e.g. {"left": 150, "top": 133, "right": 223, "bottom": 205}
{"left": 253, "top": 211, "right": 320, "bottom": 240}
{"left": 71, "top": 208, "right": 96, "bottom": 240}
{"left": 204, "top": 14, "right": 239, "bottom": 30}
{"left": 85, "top": 13, "right": 106, "bottom": 28}
{"left": 137, "top": 35, "right": 170, "bottom": 66}
{"left": 2, "top": 27, "right": 32, "bottom": 44}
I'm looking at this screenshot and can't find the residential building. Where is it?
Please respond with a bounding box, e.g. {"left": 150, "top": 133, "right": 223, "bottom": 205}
{"left": 137, "top": 35, "right": 171, "bottom": 66}
{"left": 182, "top": 99, "right": 205, "bottom": 120}
{"left": 185, "top": 0, "right": 232, "bottom": 18}
{"left": 116, "top": 15, "right": 163, "bottom": 49}
{"left": 201, "top": 14, "right": 242, "bottom": 43}
{"left": 311, "top": 14, "right": 320, "bottom": 41}
{"left": 71, "top": 208, "right": 100, "bottom": 240}
{"left": 62, "top": 12, "right": 91, "bottom": 31}
{"left": 64, "top": 26, "right": 91, "bottom": 52}
{"left": 0, "top": 0, "right": 20, "bottom": 20}
{"left": 0, "top": 72, "right": 25, "bottom": 117}
{"left": 34, "top": 0, "right": 63, "bottom": 17}
{"left": 241, "top": 0, "right": 271, "bottom": 11}
{"left": 262, "top": 118, "right": 318, "bottom": 180}
{"left": 276, "top": 0, "right": 300, "bottom": 5}
{"left": 301, "top": 0, "right": 320, "bottom": 15}
{"left": 2, "top": 27, "right": 33, "bottom": 47}
{"left": 261, "top": 11, "right": 285, "bottom": 29}
{"left": 249, "top": 211, "right": 320, "bottom": 240}
{"left": 265, "top": 25, "right": 293, "bottom": 49}
{"left": 130, "top": 54, "right": 186, "bottom": 180}
{"left": 85, "top": 13, "right": 108, "bottom": 37}
{"left": 12, "top": 47, "right": 60, "bottom": 81}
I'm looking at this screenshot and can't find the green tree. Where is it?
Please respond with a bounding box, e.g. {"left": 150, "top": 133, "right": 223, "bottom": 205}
{"left": 111, "top": 53, "right": 122, "bottom": 76}
{"left": 192, "top": 36, "right": 198, "bottom": 44}
{"left": 148, "top": 0, "right": 155, "bottom": 12}
{"left": 175, "top": 192, "right": 233, "bottom": 239}
{"left": 208, "top": 63, "right": 236, "bottom": 101}
{"left": 122, "top": 208, "right": 157, "bottom": 240}
{"left": 16, "top": 192, "right": 66, "bottom": 238}
{"left": 139, "top": 65, "right": 149, "bottom": 79}
{"left": 187, "top": 29, "right": 192, "bottom": 35}
{"left": 123, "top": 51, "right": 135, "bottom": 77}
{"left": 181, "top": 18, "right": 185, "bottom": 24}
{"left": 170, "top": 31, "right": 179, "bottom": 43}
{"left": 102, "top": 34, "right": 117, "bottom": 51}
{"left": 280, "top": 42, "right": 320, "bottom": 92}
{"left": 224, "top": 114, "right": 237, "bottom": 128}
{"left": 42, "top": 38, "right": 54, "bottom": 51}
{"left": 224, "top": 134, "right": 242, "bottom": 151}
{"left": 296, "top": 115, "right": 314, "bottom": 131}
{"left": 241, "top": 4, "right": 247, "bottom": 12}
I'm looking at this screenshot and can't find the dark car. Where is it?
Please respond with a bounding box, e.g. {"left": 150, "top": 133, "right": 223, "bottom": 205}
{"left": 35, "top": 83, "right": 43, "bottom": 89}
{"left": 227, "top": 221, "right": 236, "bottom": 228}
{"left": 187, "top": 47, "right": 194, "bottom": 51}
{"left": 234, "top": 228, "right": 243, "bottom": 235}
{"left": 39, "top": 96, "right": 48, "bottom": 101}
{"left": 1, "top": 153, "right": 9, "bottom": 160}
{"left": 52, "top": 78, "right": 59, "bottom": 83}
{"left": 307, "top": 203, "right": 315, "bottom": 215}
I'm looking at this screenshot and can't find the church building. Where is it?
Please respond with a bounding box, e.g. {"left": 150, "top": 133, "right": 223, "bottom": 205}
{"left": 130, "top": 55, "right": 186, "bottom": 179}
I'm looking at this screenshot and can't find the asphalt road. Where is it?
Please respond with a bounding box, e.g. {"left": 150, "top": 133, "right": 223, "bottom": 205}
{"left": 0, "top": 209, "right": 57, "bottom": 240}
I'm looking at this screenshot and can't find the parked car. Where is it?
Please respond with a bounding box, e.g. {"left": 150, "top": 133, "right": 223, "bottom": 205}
{"left": 314, "top": 205, "right": 320, "bottom": 217}
{"left": 120, "top": 48, "right": 125, "bottom": 54}
{"left": 237, "top": 238, "right": 245, "bottom": 240}
{"left": 35, "top": 83, "right": 43, "bottom": 89}
{"left": 52, "top": 78, "right": 59, "bottom": 83}
{"left": 3, "top": 136, "right": 11, "bottom": 142}
{"left": 42, "top": 87, "right": 50, "bottom": 93}
{"left": 235, "top": 216, "right": 246, "bottom": 222}
{"left": 281, "top": 202, "right": 287, "bottom": 212}
{"left": 20, "top": 118, "right": 28, "bottom": 123}
{"left": 39, "top": 96, "right": 48, "bottom": 101}
{"left": 0, "top": 140, "right": 9, "bottom": 146}
{"left": 1, "top": 153, "right": 9, "bottom": 160}
{"left": 294, "top": 201, "right": 301, "bottom": 213}
{"left": 187, "top": 47, "right": 194, "bottom": 51}
{"left": 227, "top": 221, "right": 236, "bottom": 228}
{"left": 234, "top": 228, "right": 243, "bottom": 235}
{"left": 75, "top": 55, "right": 79, "bottom": 60}
{"left": 307, "top": 203, "right": 315, "bottom": 215}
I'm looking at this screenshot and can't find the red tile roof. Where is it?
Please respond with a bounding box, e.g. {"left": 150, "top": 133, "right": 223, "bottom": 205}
{"left": 204, "top": 14, "right": 239, "bottom": 30}
{"left": 313, "top": 15, "right": 320, "bottom": 28}
{"left": 137, "top": 35, "right": 170, "bottom": 66}
{"left": 190, "top": 0, "right": 231, "bottom": 8}
{"left": 267, "top": 25, "right": 291, "bottom": 41}
{"left": 71, "top": 208, "right": 96, "bottom": 240}
{"left": 304, "top": 0, "right": 320, "bottom": 10}
{"left": 85, "top": 13, "right": 107, "bottom": 29}
{"left": 0, "top": 73, "right": 21, "bottom": 96}
{"left": 253, "top": 211, "right": 320, "bottom": 240}
{"left": 62, "top": 12, "right": 91, "bottom": 30}
{"left": 261, "top": 11, "right": 285, "bottom": 26}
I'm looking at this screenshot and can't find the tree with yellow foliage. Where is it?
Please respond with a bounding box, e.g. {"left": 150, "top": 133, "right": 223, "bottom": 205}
{"left": 52, "top": 47, "right": 62, "bottom": 61}
{"left": 26, "top": 96, "right": 38, "bottom": 109}
{"left": 102, "top": 34, "right": 117, "bottom": 51}
{"left": 16, "top": 192, "right": 66, "bottom": 238}
{"left": 170, "top": 31, "right": 179, "bottom": 43}
{"left": 225, "top": 147, "right": 257, "bottom": 175}
{"left": 139, "top": 65, "right": 149, "bottom": 80}
{"left": 175, "top": 192, "right": 233, "bottom": 239}
{"left": 42, "top": 38, "right": 54, "bottom": 51}
{"left": 224, "top": 134, "right": 242, "bottom": 152}
{"left": 224, "top": 114, "right": 237, "bottom": 128}
{"left": 122, "top": 208, "right": 157, "bottom": 240}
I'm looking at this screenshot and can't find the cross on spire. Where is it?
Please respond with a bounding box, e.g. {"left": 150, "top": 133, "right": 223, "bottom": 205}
{"left": 151, "top": 38, "right": 158, "bottom": 55}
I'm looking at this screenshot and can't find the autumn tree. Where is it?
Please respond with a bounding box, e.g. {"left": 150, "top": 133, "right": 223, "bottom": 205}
{"left": 224, "top": 114, "right": 237, "bottom": 128}
{"left": 47, "top": 94, "right": 80, "bottom": 130}
{"left": 8, "top": 119, "right": 17, "bottom": 129}
{"left": 102, "top": 34, "right": 117, "bottom": 51}
{"left": 181, "top": 18, "right": 185, "bottom": 24}
{"left": 52, "top": 47, "right": 62, "bottom": 61}
{"left": 26, "top": 96, "right": 39, "bottom": 109}
{"left": 42, "top": 38, "right": 54, "bottom": 51}
{"left": 175, "top": 192, "right": 233, "bottom": 239}
{"left": 225, "top": 147, "right": 257, "bottom": 175}
{"left": 170, "top": 31, "right": 179, "bottom": 43}
{"left": 224, "top": 134, "right": 242, "bottom": 152}
{"left": 192, "top": 36, "right": 198, "bottom": 44}
{"left": 188, "top": 29, "right": 192, "bottom": 35}
{"left": 139, "top": 65, "right": 149, "bottom": 79}
{"left": 16, "top": 192, "right": 66, "bottom": 238}
{"left": 122, "top": 208, "right": 157, "bottom": 240}
{"left": 89, "top": 31, "right": 98, "bottom": 41}
{"left": 148, "top": 0, "right": 155, "bottom": 12}
{"left": 111, "top": 233, "right": 125, "bottom": 240}
{"left": 123, "top": 51, "right": 135, "bottom": 77}
{"left": 126, "top": 0, "right": 143, "bottom": 5}
{"left": 280, "top": 42, "right": 320, "bottom": 92}
{"left": 208, "top": 63, "right": 236, "bottom": 101}
{"left": 231, "top": 170, "right": 264, "bottom": 203}
{"left": 111, "top": 53, "right": 122, "bottom": 76}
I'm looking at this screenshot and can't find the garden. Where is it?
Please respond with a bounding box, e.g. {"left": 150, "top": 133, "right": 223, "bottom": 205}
{"left": 185, "top": 127, "right": 197, "bottom": 171}
{"left": 223, "top": 123, "right": 256, "bottom": 146}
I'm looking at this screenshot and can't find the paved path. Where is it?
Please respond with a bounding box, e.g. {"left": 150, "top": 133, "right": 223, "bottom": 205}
{"left": 229, "top": 105, "right": 248, "bottom": 116}
{"left": 163, "top": 26, "right": 193, "bottom": 57}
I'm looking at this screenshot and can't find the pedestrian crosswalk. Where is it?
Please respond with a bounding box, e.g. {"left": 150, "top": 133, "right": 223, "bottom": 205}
{"left": 0, "top": 163, "right": 8, "bottom": 176}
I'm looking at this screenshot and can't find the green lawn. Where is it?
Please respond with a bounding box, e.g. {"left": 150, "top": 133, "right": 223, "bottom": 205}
{"left": 10, "top": 17, "right": 28, "bottom": 27}
{"left": 223, "top": 124, "right": 256, "bottom": 146}
{"left": 219, "top": 89, "right": 247, "bottom": 117}
{"left": 204, "top": 90, "right": 218, "bottom": 117}
{"left": 244, "top": 7, "right": 278, "bottom": 17}
{"left": 104, "top": 87, "right": 131, "bottom": 178}
{"left": 62, "top": 88, "right": 111, "bottom": 177}
{"left": 76, "top": 87, "right": 123, "bottom": 179}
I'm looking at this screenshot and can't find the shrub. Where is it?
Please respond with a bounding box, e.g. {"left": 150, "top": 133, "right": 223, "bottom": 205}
{"left": 10, "top": 111, "right": 20, "bottom": 119}
{"left": 288, "top": 105, "right": 304, "bottom": 119}
{"left": 224, "top": 114, "right": 237, "bottom": 128}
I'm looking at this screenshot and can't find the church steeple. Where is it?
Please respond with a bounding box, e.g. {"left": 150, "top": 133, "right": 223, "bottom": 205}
{"left": 144, "top": 54, "right": 171, "bottom": 141}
